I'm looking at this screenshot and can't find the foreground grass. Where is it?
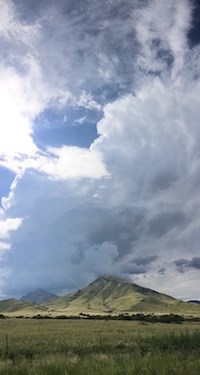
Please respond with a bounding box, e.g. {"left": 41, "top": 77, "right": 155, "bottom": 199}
{"left": 0, "top": 319, "right": 199, "bottom": 374}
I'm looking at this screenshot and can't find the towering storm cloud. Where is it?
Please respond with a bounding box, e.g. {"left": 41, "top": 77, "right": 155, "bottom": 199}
{"left": 0, "top": 0, "right": 199, "bottom": 300}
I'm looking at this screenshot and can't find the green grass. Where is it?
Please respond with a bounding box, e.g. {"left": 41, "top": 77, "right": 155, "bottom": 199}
{"left": 0, "top": 319, "right": 199, "bottom": 374}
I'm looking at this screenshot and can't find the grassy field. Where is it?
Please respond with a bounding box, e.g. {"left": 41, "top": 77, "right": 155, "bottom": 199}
{"left": 0, "top": 319, "right": 199, "bottom": 374}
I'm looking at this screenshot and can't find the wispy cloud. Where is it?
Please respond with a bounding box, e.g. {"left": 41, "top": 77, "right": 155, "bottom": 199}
{"left": 0, "top": 211, "right": 22, "bottom": 254}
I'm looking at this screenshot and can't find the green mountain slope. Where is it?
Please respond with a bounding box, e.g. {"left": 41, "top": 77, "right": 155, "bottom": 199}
{"left": 46, "top": 275, "right": 200, "bottom": 316}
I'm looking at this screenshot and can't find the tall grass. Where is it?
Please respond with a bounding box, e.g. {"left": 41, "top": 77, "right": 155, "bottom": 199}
{"left": 0, "top": 319, "right": 199, "bottom": 374}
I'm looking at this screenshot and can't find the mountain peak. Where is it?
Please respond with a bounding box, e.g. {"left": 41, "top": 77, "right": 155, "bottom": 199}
{"left": 93, "top": 274, "right": 129, "bottom": 284}
{"left": 21, "top": 289, "right": 57, "bottom": 304}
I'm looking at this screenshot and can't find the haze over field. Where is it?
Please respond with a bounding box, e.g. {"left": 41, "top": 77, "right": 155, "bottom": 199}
{"left": 0, "top": 0, "right": 200, "bottom": 300}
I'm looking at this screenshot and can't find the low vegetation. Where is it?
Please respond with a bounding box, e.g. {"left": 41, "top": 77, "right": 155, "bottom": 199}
{"left": 1, "top": 311, "right": 200, "bottom": 323}
{"left": 0, "top": 318, "right": 199, "bottom": 374}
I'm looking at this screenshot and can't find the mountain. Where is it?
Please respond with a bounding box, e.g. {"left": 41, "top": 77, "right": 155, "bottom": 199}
{"left": 0, "top": 275, "right": 199, "bottom": 316}
{"left": 188, "top": 300, "right": 200, "bottom": 304}
{"left": 21, "top": 289, "right": 57, "bottom": 304}
{"left": 46, "top": 275, "right": 200, "bottom": 316}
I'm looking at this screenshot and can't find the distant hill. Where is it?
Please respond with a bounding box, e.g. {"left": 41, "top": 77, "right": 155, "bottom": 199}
{"left": 188, "top": 300, "right": 200, "bottom": 305}
{"left": 21, "top": 289, "right": 57, "bottom": 304}
{"left": 46, "top": 275, "right": 200, "bottom": 316}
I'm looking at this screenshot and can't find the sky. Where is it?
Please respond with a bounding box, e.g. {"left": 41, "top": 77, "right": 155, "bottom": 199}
{"left": 0, "top": 0, "right": 200, "bottom": 301}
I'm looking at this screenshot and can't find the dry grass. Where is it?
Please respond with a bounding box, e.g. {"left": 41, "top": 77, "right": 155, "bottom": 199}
{"left": 0, "top": 319, "right": 199, "bottom": 374}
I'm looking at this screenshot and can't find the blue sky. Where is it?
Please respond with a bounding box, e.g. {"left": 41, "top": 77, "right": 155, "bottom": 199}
{"left": 0, "top": 0, "right": 200, "bottom": 300}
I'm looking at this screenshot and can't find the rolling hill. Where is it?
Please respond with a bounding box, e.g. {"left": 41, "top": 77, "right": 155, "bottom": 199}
{"left": 0, "top": 275, "right": 199, "bottom": 317}
{"left": 0, "top": 298, "right": 46, "bottom": 315}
